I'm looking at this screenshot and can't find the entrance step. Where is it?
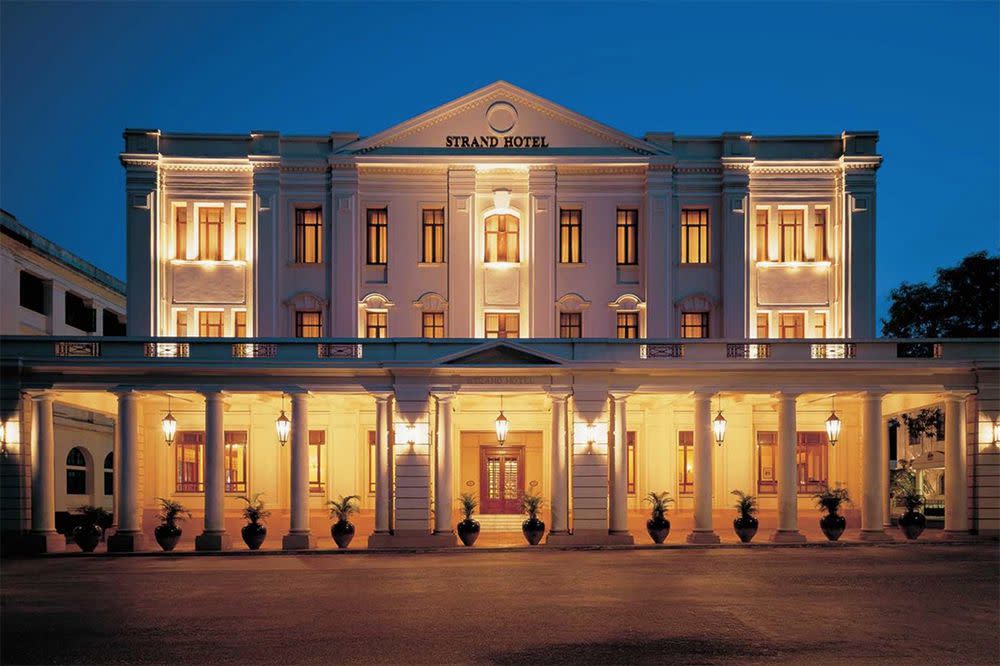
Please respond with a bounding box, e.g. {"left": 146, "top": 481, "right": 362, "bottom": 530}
{"left": 476, "top": 514, "right": 524, "bottom": 532}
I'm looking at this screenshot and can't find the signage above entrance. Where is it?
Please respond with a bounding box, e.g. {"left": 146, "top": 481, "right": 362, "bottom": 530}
{"left": 445, "top": 135, "right": 549, "bottom": 149}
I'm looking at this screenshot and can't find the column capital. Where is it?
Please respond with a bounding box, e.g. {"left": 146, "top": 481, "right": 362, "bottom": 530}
{"left": 28, "top": 390, "right": 55, "bottom": 403}
{"left": 609, "top": 391, "right": 632, "bottom": 403}
{"left": 546, "top": 386, "right": 572, "bottom": 402}
{"left": 108, "top": 387, "right": 144, "bottom": 400}
{"left": 772, "top": 391, "right": 802, "bottom": 402}
{"left": 941, "top": 390, "right": 974, "bottom": 401}
{"left": 861, "top": 390, "right": 888, "bottom": 401}
{"left": 431, "top": 391, "right": 457, "bottom": 403}
{"left": 200, "top": 390, "right": 227, "bottom": 403}
{"left": 369, "top": 391, "right": 393, "bottom": 404}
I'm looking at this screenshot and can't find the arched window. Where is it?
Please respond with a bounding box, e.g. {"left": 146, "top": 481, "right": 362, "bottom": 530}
{"left": 66, "top": 447, "right": 88, "bottom": 495}
{"left": 103, "top": 452, "right": 114, "bottom": 496}
{"left": 485, "top": 214, "right": 519, "bottom": 263}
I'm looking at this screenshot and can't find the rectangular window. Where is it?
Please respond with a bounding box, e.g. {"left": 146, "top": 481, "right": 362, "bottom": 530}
{"left": 485, "top": 214, "right": 519, "bottom": 263}
{"left": 679, "top": 431, "right": 694, "bottom": 495}
{"left": 757, "top": 431, "right": 829, "bottom": 495}
{"left": 368, "top": 431, "right": 377, "bottom": 495}
{"left": 295, "top": 207, "right": 323, "bottom": 263}
{"left": 66, "top": 469, "right": 86, "bottom": 495}
{"left": 295, "top": 311, "right": 322, "bottom": 338}
{"left": 309, "top": 430, "right": 325, "bottom": 494}
{"left": 756, "top": 313, "right": 769, "bottom": 339}
{"left": 175, "top": 206, "right": 188, "bottom": 259}
{"left": 224, "top": 431, "right": 247, "bottom": 493}
{"left": 778, "top": 209, "right": 804, "bottom": 262}
{"left": 176, "top": 310, "right": 188, "bottom": 337}
{"left": 680, "top": 209, "right": 709, "bottom": 264}
{"left": 198, "top": 311, "right": 224, "bottom": 338}
{"left": 814, "top": 209, "right": 827, "bottom": 261}
{"left": 234, "top": 206, "right": 247, "bottom": 261}
{"left": 19, "top": 271, "right": 46, "bottom": 314}
{"left": 778, "top": 313, "right": 805, "bottom": 339}
{"left": 484, "top": 312, "right": 519, "bottom": 339}
{"left": 680, "top": 312, "right": 709, "bottom": 339}
{"left": 103, "top": 310, "right": 126, "bottom": 336}
{"left": 616, "top": 312, "right": 639, "bottom": 339}
{"left": 65, "top": 292, "right": 96, "bottom": 332}
{"left": 366, "top": 208, "right": 388, "bottom": 265}
{"left": 421, "top": 209, "right": 445, "bottom": 263}
{"left": 176, "top": 432, "right": 204, "bottom": 492}
{"left": 559, "top": 312, "right": 582, "bottom": 339}
{"left": 366, "top": 311, "right": 388, "bottom": 338}
{"left": 199, "top": 207, "right": 223, "bottom": 261}
{"left": 616, "top": 209, "right": 638, "bottom": 265}
{"left": 422, "top": 312, "right": 445, "bottom": 338}
{"left": 233, "top": 311, "right": 247, "bottom": 337}
{"left": 626, "top": 431, "right": 637, "bottom": 495}
{"left": 755, "top": 209, "right": 769, "bottom": 262}
{"left": 813, "top": 312, "right": 827, "bottom": 338}
{"left": 559, "top": 209, "right": 582, "bottom": 263}
{"left": 104, "top": 468, "right": 113, "bottom": 496}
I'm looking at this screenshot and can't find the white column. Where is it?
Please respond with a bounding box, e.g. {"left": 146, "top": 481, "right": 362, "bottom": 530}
{"left": 687, "top": 392, "right": 720, "bottom": 543}
{"left": 609, "top": 393, "right": 631, "bottom": 536}
{"left": 28, "top": 393, "right": 63, "bottom": 552}
{"left": 283, "top": 392, "right": 315, "bottom": 549}
{"left": 373, "top": 394, "right": 392, "bottom": 534}
{"left": 881, "top": 415, "right": 891, "bottom": 528}
{"left": 860, "top": 391, "right": 891, "bottom": 541}
{"left": 944, "top": 393, "right": 969, "bottom": 535}
{"left": 108, "top": 390, "right": 144, "bottom": 552}
{"left": 195, "top": 391, "right": 230, "bottom": 551}
{"left": 433, "top": 393, "right": 455, "bottom": 535}
{"left": 771, "top": 392, "right": 806, "bottom": 542}
{"left": 548, "top": 391, "right": 570, "bottom": 535}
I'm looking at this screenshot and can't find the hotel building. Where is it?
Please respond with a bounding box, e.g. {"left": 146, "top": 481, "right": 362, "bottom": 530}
{"left": 2, "top": 82, "right": 997, "bottom": 552}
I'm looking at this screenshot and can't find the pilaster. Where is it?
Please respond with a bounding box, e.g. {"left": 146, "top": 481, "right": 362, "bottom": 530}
{"left": 721, "top": 157, "right": 751, "bottom": 338}
{"left": 644, "top": 163, "right": 673, "bottom": 337}
{"left": 528, "top": 166, "right": 556, "bottom": 336}
{"left": 447, "top": 167, "right": 475, "bottom": 337}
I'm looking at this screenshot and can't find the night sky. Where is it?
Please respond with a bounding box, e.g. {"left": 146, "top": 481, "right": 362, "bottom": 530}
{"left": 2, "top": 1, "right": 997, "bottom": 326}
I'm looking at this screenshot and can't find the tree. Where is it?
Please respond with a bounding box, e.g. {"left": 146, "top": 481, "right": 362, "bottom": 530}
{"left": 882, "top": 251, "right": 999, "bottom": 338}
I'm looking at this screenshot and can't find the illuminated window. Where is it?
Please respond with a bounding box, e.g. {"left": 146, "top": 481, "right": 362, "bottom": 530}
{"left": 422, "top": 312, "right": 445, "bottom": 338}
{"left": 233, "top": 311, "right": 247, "bottom": 338}
{"left": 295, "top": 311, "right": 322, "bottom": 338}
{"left": 627, "top": 431, "right": 637, "bottom": 495}
{"left": 678, "top": 431, "right": 694, "bottom": 494}
{"left": 779, "top": 210, "right": 804, "bottom": 262}
{"left": 176, "top": 310, "right": 188, "bottom": 337}
{"left": 755, "top": 209, "right": 769, "bottom": 262}
{"left": 422, "top": 209, "right": 445, "bottom": 263}
{"left": 234, "top": 206, "right": 247, "bottom": 261}
{"left": 616, "top": 312, "right": 639, "bottom": 339}
{"left": 485, "top": 312, "right": 519, "bottom": 339}
{"left": 366, "top": 208, "right": 388, "bottom": 265}
{"left": 680, "top": 312, "right": 709, "bottom": 339}
{"left": 756, "top": 313, "right": 769, "bottom": 339}
{"left": 368, "top": 431, "right": 377, "bottom": 495}
{"left": 814, "top": 209, "right": 827, "bottom": 261}
{"left": 199, "top": 207, "right": 223, "bottom": 261}
{"left": 778, "top": 313, "right": 805, "bottom": 339}
{"left": 680, "top": 209, "right": 709, "bottom": 264}
{"left": 198, "top": 311, "right": 223, "bottom": 338}
{"left": 616, "top": 209, "right": 638, "bottom": 265}
{"left": 66, "top": 447, "right": 88, "bottom": 495}
{"left": 176, "top": 432, "right": 204, "bottom": 492}
{"left": 485, "top": 214, "right": 519, "bottom": 263}
{"left": 813, "top": 312, "right": 827, "bottom": 338}
{"left": 366, "top": 311, "right": 388, "bottom": 338}
{"left": 559, "top": 312, "right": 582, "bottom": 338}
{"left": 309, "top": 430, "right": 325, "bottom": 494}
{"left": 295, "top": 207, "right": 322, "bottom": 263}
{"left": 757, "top": 431, "right": 828, "bottom": 495}
{"left": 175, "top": 206, "right": 188, "bottom": 259}
{"left": 224, "top": 431, "right": 247, "bottom": 493}
{"left": 559, "top": 209, "right": 581, "bottom": 263}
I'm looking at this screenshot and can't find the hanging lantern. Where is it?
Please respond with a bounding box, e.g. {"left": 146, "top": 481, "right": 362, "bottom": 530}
{"left": 162, "top": 395, "right": 177, "bottom": 447}
{"left": 826, "top": 395, "right": 842, "bottom": 447}
{"left": 275, "top": 394, "right": 291, "bottom": 447}
{"left": 713, "top": 395, "right": 727, "bottom": 445}
{"left": 495, "top": 395, "right": 509, "bottom": 446}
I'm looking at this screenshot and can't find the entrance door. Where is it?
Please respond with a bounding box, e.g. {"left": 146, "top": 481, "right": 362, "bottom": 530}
{"left": 480, "top": 447, "right": 524, "bottom": 514}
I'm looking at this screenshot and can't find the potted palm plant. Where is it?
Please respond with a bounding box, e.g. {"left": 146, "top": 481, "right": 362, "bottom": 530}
{"left": 71, "top": 505, "right": 111, "bottom": 553}
{"left": 238, "top": 493, "right": 270, "bottom": 550}
{"left": 329, "top": 495, "right": 360, "bottom": 549}
{"left": 521, "top": 492, "right": 545, "bottom": 545}
{"left": 644, "top": 491, "right": 673, "bottom": 544}
{"left": 731, "top": 490, "right": 759, "bottom": 543}
{"left": 154, "top": 497, "right": 190, "bottom": 551}
{"left": 813, "top": 486, "right": 851, "bottom": 541}
{"left": 896, "top": 488, "right": 927, "bottom": 540}
{"left": 456, "top": 492, "right": 480, "bottom": 547}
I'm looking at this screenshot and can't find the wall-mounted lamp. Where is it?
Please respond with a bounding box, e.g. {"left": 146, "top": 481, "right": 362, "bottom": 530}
{"left": 994, "top": 419, "right": 1000, "bottom": 446}
{"left": 713, "top": 395, "right": 727, "bottom": 446}
{"left": 275, "top": 394, "right": 290, "bottom": 447}
{"left": 495, "top": 395, "right": 509, "bottom": 446}
{"left": 0, "top": 419, "right": 19, "bottom": 456}
{"left": 826, "top": 395, "right": 842, "bottom": 447}
{"left": 162, "top": 395, "right": 177, "bottom": 447}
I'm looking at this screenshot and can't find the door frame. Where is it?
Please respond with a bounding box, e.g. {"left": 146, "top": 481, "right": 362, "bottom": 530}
{"left": 479, "top": 446, "right": 525, "bottom": 514}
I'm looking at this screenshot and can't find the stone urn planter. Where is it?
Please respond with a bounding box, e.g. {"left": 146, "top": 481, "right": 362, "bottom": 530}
{"left": 457, "top": 493, "right": 481, "bottom": 547}
{"left": 814, "top": 487, "right": 851, "bottom": 541}
{"left": 154, "top": 498, "right": 190, "bottom": 552}
{"left": 70, "top": 505, "right": 110, "bottom": 553}
{"left": 329, "top": 495, "right": 360, "bottom": 549}
{"left": 644, "top": 491, "right": 673, "bottom": 544}
{"left": 896, "top": 488, "right": 927, "bottom": 541}
{"left": 521, "top": 492, "right": 545, "bottom": 545}
{"left": 731, "top": 490, "right": 759, "bottom": 543}
{"left": 239, "top": 493, "right": 270, "bottom": 550}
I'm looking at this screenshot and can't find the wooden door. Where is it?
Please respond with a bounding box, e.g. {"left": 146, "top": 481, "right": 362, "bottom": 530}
{"left": 480, "top": 447, "right": 524, "bottom": 514}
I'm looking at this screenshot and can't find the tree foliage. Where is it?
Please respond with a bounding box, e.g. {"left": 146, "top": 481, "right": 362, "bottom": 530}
{"left": 881, "top": 251, "right": 999, "bottom": 338}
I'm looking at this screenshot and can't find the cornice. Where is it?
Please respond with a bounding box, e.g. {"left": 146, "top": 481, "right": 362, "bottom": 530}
{"left": 557, "top": 165, "right": 647, "bottom": 176}
{"left": 359, "top": 166, "right": 449, "bottom": 176}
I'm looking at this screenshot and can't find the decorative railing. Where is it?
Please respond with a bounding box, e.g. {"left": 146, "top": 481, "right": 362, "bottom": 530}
{"left": 144, "top": 342, "right": 190, "bottom": 358}
{"left": 317, "top": 343, "right": 363, "bottom": 359}
{"left": 896, "top": 342, "right": 944, "bottom": 359}
{"left": 810, "top": 343, "right": 857, "bottom": 359}
{"left": 232, "top": 343, "right": 278, "bottom": 359}
{"left": 54, "top": 342, "right": 101, "bottom": 357}
{"left": 640, "top": 344, "right": 684, "bottom": 359}
{"left": 727, "top": 343, "right": 771, "bottom": 359}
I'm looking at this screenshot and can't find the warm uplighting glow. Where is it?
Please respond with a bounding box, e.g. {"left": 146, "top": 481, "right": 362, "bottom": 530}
{"left": 0, "top": 419, "right": 19, "bottom": 456}
{"left": 994, "top": 420, "right": 1000, "bottom": 445}
{"left": 276, "top": 395, "right": 290, "bottom": 447}
{"left": 826, "top": 396, "right": 842, "bottom": 446}
{"left": 495, "top": 395, "right": 509, "bottom": 446}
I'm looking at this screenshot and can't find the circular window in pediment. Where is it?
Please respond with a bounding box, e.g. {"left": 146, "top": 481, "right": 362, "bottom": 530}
{"left": 486, "top": 101, "right": 518, "bottom": 134}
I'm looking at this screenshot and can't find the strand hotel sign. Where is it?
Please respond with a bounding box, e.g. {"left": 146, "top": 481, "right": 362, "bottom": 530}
{"left": 444, "top": 101, "right": 549, "bottom": 149}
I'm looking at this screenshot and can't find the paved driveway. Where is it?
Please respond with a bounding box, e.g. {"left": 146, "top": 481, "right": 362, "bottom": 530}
{"left": 2, "top": 544, "right": 997, "bottom": 664}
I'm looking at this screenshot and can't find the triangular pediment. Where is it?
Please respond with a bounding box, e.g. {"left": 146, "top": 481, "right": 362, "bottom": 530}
{"left": 439, "top": 341, "right": 562, "bottom": 366}
{"left": 343, "top": 81, "right": 667, "bottom": 157}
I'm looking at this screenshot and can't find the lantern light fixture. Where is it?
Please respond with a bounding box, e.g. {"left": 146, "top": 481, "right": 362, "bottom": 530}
{"left": 275, "top": 394, "right": 291, "bottom": 447}
{"left": 0, "top": 419, "right": 18, "bottom": 457}
{"left": 826, "top": 395, "right": 842, "bottom": 447}
{"left": 713, "top": 395, "right": 727, "bottom": 446}
{"left": 495, "top": 395, "right": 509, "bottom": 446}
{"left": 993, "top": 419, "right": 1000, "bottom": 445}
{"left": 162, "top": 395, "right": 177, "bottom": 447}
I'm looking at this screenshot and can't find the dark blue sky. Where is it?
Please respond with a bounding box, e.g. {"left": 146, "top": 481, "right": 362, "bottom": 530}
{"left": 2, "top": 1, "right": 997, "bottom": 325}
